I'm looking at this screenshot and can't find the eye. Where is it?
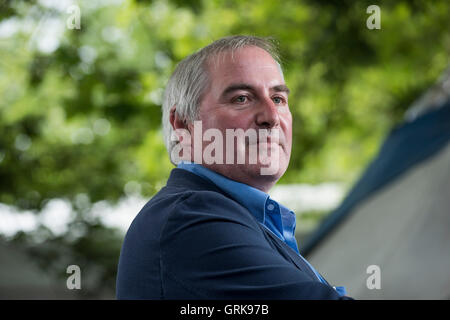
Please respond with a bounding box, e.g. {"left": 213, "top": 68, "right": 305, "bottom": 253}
{"left": 272, "top": 96, "right": 285, "bottom": 104}
{"left": 233, "top": 95, "right": 248, "bottom": 104}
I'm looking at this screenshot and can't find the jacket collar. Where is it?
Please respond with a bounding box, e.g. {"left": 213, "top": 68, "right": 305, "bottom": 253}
{"left": 166, "top": 168, "right": 225, "bottom": 194}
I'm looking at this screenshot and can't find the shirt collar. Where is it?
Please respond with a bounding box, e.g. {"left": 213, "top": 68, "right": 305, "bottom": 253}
{"left": 177, "top": 161, "right": 269, "bottom": 224}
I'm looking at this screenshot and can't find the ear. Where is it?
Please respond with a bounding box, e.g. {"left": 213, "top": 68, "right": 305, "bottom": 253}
{"left": 169, "top": 106, "right": 193, "bottom": 162}
{"left": 169, "top": 105, "right": 187, "bottom": 130}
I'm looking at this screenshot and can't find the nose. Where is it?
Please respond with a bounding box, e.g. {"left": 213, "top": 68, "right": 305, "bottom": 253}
{"left": 255, "top": 96, "right": 280, "bottom": 129}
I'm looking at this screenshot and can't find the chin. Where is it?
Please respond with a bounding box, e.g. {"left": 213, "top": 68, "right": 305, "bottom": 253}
{"left": 247, "top": 160, "right": 286, "bottom": 181}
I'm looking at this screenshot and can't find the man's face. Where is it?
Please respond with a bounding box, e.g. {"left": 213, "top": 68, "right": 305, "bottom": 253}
{"left": 189, "top": 46, "right": 292, "bottom": 192}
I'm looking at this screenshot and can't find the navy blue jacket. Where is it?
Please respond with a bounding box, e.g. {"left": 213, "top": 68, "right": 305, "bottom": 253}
{"left": 116, "top": 168, "right": 351, "bottom": 299}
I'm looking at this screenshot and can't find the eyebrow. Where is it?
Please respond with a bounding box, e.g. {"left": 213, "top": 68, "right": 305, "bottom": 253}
{"left": 273, "top": 84, "right": 290, "bottom": 95}
{"left": 221, "top": 83, "right": 290, "bottom": 98}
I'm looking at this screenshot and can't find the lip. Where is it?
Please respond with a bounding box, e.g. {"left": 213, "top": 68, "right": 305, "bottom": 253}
{"left": 256, "top": 140, "right": 277, "bottom": 145}
{"left": 257, "top": 137, "right": 282, "bottom": 145}
{"left": 254, "top": 141, "right": 284, "bottom": 153}
{"left": 249, "top": 140, "right": 279, "bottom": 146}
{"left": 244, "top": 135, "right": 285, "bottom": 150}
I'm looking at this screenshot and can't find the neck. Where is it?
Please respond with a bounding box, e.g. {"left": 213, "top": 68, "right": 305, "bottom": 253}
{"left": 199, "top": 162, "right": 280, "bottom": 194}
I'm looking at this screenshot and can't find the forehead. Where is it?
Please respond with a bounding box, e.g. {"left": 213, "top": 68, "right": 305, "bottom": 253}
{"left": 206, "top": 46, "right": 284, "bottom": 87}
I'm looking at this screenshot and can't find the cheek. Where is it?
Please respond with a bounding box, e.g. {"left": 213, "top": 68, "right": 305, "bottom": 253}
{"left": 281, "top": 112, "right": 293, "bottom": 139}
{"left": 215, "top": 111, "right": 253, "bottom": 130}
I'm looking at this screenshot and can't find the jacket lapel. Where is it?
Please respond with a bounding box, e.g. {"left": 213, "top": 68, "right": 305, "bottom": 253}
{"left": 260, "top": 225, "right": 322, "bottom": 282}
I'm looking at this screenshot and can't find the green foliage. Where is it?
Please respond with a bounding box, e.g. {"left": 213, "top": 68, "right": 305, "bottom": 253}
{"left": 0, "top": 0, "right": 448, "bottom": 297}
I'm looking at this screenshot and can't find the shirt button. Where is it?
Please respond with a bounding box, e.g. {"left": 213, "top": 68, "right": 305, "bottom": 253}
{"left": 267, "top": 203, "right": 275, "bottom": 211}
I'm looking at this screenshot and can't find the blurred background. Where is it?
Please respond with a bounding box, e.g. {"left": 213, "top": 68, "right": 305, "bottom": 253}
{"left": 0, "top": 0, "right": 449, "bottom": 299}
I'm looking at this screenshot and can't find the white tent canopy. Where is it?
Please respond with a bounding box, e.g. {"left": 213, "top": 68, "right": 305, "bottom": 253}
{"left": 304, "top": 70, "right": 450, "bottom": 299}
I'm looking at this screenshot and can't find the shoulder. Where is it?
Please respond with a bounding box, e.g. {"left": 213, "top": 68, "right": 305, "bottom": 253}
{"left": 160, "top": 187, "right": 262, "bottom": 234}
{"left": 126, "top": 186, "right": 260, "bottom": 244}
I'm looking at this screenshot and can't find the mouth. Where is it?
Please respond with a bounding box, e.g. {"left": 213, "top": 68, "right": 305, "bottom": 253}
{"left": 241, "top": 131, "right": 286, "bottom": 152}
{"left": 246, "top": 138, "right": 284, "bottom": 149}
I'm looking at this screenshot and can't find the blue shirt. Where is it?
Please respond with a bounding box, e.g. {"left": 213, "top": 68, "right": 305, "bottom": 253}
{"left": 177, "top": 162, "right": 299, "bottom": 252}
{"left": 176, "top": 162, "right": 334, "bottom": 285}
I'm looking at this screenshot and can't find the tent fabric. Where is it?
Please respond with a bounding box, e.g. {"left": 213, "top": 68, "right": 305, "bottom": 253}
{"left": 306, "top": 144, "right": 450, "bottom": 298}
{"left": 301, "top": 101, "right": 450, "bottom": 256}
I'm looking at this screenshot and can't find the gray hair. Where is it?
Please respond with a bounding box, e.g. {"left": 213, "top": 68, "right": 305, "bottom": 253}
{"left": 161, "top": 35, "right": 281, "bottom": 165}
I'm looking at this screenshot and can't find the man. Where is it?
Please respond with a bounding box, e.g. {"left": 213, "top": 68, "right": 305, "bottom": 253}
{"left": 116, "top": 35, "right": 351, "bottom": 299}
